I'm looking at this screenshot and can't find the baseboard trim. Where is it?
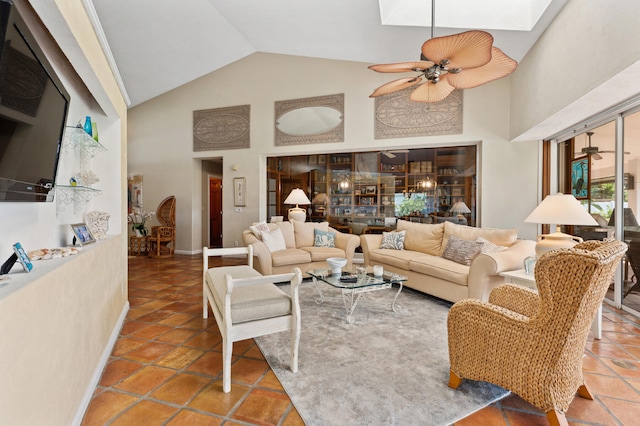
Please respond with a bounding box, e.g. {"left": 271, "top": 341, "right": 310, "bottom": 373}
{"left": 175, "top": 249, "right": 201, "bottom": 255}
{"left": 71, "top": 300, "right": 130, "bottom": 426}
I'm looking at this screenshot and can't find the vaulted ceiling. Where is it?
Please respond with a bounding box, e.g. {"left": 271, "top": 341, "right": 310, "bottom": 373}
{"left": 90, "top": 0, "right": 568, "bottom": 107}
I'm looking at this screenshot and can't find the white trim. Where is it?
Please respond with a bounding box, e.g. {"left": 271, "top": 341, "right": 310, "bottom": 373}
{"left": 81, "top": 0, "right": 131, "bottom": 107}
{"left": 71, "top": 301, "right": 130, "bottom": 426}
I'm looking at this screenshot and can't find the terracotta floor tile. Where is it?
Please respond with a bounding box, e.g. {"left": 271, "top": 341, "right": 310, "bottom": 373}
{"left": 155, "top": 328, "right": 200, "bottom": 345}
{"left": 150, "top": 373, "right": 211, "bottom": 405}
{"left": 166, "top": 409, "right": 222, "bottom": 426}
{"left": 137, "top": 299, "right": 174, "bottom": 310}
{"left": 258, "top": 370, "right": 285, "bottom": 391}
{"left": 281, "top": 408, "right": 306, "bottom": 426}
{"left": 136, "top": 310, "right": 175, "bottom": 323}
{"left": 113, "top": 365, "right": 175, "bottom": 395}
{"left": 155, "top": 346, "right": 205, "bottom": 370}
{"left": 230, "top": 358, "right": 270, "bottom": 387}
{"left": 599, "top": 395, "right": 640, "bottom": 425}
{"left": 111, "top": 336, "right": 147, "bottom": 357}
{"left": 244, "top": 344, "right": 265, "bottom": 360}
{"left": 80, "top": 390, "right": 137, "bottom": 425}
{"left": 98, "top": 359, "right": 143, "bottom": 387}
{"left": 130, "top": 323, "right": 174, "bottom": 340}
{"left": 123, "top": 341, "right": 176, "bottom": 363}
{"left": 232, "top": 388, "right": 291, "bottom": 425}
{"left": 186, "top": 351, "right": 224, "bottom": 377}
{"left": 120, "top": 320, "right": 149, "bottom": 335}
{"left": 565, "top": 392, "right": 619, "bottom": 424}
{"left": 188, "top": 381, "right": 250, "bottom": 415}
{"left": 185, "top": 330, "right": 223, "bottom": 350}
{"left": 158, "top": 312, "right": 195, "bottom": 326}
{"left": 455, "top": 405, "right": 506, "bottom": 425}
{"left": 110, "top": 400, "right": 178, "bottom": 426}
{"left": 586, "top": 341, "right": 637, "bottom": 359}
{"left": 583, "top": 373, "right": 640, "bottom": 402}
{"left": 503, "top": 408, "right": 548, "bottom": 426}
{"left": 600, "top": 357, "right": 640, "bottom": 379}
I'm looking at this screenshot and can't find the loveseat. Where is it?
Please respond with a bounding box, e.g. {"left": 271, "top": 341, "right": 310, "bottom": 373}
{"left": 360, "top": 220, "right": 536, "bottom": 303}
{"left": 242, "top": 220, "right": 360, "bottom": 276}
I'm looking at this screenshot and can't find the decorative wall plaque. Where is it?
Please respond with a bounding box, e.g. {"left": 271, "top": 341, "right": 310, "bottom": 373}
{"left": 193, "top": 105, "right": 250, "bottom": 151}
{"left": 374, "top": 88, "right": 463, "bottom": 139}
{"left": 274, "top": 93, "right": 344, "bottom": 146}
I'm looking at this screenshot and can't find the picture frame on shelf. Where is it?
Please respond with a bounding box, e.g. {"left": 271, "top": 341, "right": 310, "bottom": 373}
{"left": 570, "top": 157, "right": 589, "bottom": 199}
{"left": 71, "top": 223, "right": 96, "bottom": 246}
{"left": 365, "top": 185, "right": 376, "bottom": 194}
{"left": 234, "top": 177, "right": 246, "bottom": 206}
{"left": 452, "top": 188, "right": 462, "bottom": 196}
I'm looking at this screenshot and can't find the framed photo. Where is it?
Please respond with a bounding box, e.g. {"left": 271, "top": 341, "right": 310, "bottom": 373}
{"left": 571, "top": 157, "right": 590, "bottom": 199}
{"left": 452, "top": 188, "right": 462, "bottom": 196}
{"left": 365, "top": 185, "right": 376, "bottom": 194}
{"left": 234, "top": 177, "right": 246, "bottom": 206}
{"left": 318, "top": 154, "right": 327, "bottom": 165}
{"left": 309, "top": 154, "right": 317, "bottom": 165}
{"left": 70, "top": 223, "right": 96, "bottom": 246}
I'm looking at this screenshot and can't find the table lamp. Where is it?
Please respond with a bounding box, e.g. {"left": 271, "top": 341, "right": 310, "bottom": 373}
{"left": 284, "top": 188, "right": 311, "bottom": 222}
{"left": 450, "top": 201, "right": 471, "bottom": 220}
{"left": 525, "top": 193, "right": 598, "bottom": 258}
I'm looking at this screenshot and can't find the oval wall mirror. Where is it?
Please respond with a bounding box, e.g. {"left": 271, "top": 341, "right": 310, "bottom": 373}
{"left": 276, "top": 106, "right": 342, "bottom": 136}
{"left": 274, "top": 93, "right": 344, "bottom": 146}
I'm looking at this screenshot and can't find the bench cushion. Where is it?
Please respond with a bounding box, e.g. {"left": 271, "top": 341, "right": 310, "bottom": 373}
{"left": 205, "top": 265, "right": 292, "bottom": 323}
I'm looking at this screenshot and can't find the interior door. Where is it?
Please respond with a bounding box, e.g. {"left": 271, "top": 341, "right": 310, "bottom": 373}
{"left": 209, "top": 178, "right": 222, "bottom": 247}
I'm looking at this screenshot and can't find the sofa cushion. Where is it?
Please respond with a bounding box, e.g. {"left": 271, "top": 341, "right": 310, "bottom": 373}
{"left": 271, "top": 248, "right": 312, "bottom": 267}
{"left": 301, "top": 246, "right": 346, "bottom": 261}
{"left": 441, "top": 235, "right": 483, "bottom": 266}
{"left": 250, "top": 220, "right": 270, "bottom": 239}
{"left": 396, "top": 220, "right": 444, "bottom": 256}
{"left": 293, "top": 221, "right": 329, "bottom": 248}
{"left": 261, "top": 228, "right": 287, "bottom": 252}
{"left": 441, "top": 221, "right": 517, "bottom": 255}
{"left": 269, "top": 221, "right": 296, "bottom": 248}
{"left": 409, "top": 255, "right": 469, "bottom": 286}
{"left": 380, "top": 230, "right": 406, "bottom": 250}
{"left": 314, "top": 229, "right": 336, "bottom": 247}
{"left": 367, "top": 248, "right": 422, "bottom": 270}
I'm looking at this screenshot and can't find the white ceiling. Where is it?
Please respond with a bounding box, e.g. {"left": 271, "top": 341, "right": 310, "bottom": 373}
{"left": 90, "top": 0, "right": 568, "bottom": 107}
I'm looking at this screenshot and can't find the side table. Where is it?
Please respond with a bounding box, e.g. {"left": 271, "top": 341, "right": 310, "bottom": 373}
{"left": 129, "top": 236, "right": 147, "bottom": 256}
{"left": 500, "top": 269, "right": 602, "bottom": 340}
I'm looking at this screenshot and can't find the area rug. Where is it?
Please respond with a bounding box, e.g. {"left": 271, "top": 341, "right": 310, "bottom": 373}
{"left": 255, "top": 282, "right": 509, "bottom": 425}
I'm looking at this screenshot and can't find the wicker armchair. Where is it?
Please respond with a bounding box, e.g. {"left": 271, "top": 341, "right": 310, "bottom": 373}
{"left": 147, "top": 196, "right": 176, "bottom": 258}
{"left": 447, "top": 240, "right": 627, "bottom": 426}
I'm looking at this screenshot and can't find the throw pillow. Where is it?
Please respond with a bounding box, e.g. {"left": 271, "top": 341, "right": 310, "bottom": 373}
{"left": 314, "top": 229, "right": 336, "bottom": 248}
{"left": 442, "top": 235, "right": 483, "bottom": 266}
{"left": 249, "top": 220, "right": 270, "bottom": 239}
{"left": 261, "top": 228, "right": 287, "bottom": 252}
{"left": 477, "top": 236, "right": 508, "bottom": 254}
{"left": 380, "top": 230, "right": 406, "bottom": 250}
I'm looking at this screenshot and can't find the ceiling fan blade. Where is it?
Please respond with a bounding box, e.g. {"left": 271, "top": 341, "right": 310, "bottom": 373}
{"left": 446, "top": 47, "right": 518, "bottom": 89}
{"left": 409, "top": 80, "right": 455, "bottom": 103}
{"left": 421, "top": 30, "right": 493, "bottom": 69}
{"left": 369, "top": 76, "right": 422, "bottom": 97}
{"left": 368, "top": 61, "right": 434, "bottom": 73}
{"left": 599, "top": 150, "right": 631, "bottom": 154}
{"left": 382, "top": 151, "right": 396, "bottom": 158}
{"left": 592, "top": 153, "right": 603, "bottom": 160}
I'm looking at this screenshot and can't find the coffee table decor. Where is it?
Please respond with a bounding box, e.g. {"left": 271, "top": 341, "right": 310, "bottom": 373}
{"left": 307, "top": 267, "right": 407, "bottom": 323}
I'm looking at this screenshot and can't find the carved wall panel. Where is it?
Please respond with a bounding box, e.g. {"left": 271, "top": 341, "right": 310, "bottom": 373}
{"left": 193, "top": 104, "right": 250, "bottom": 151}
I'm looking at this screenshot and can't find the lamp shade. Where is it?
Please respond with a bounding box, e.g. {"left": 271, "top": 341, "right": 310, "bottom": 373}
{"left": 525, "top": 193, "right": 598, "bottom": 258}
{"left": 450, "top": 201, "right": 471, "bottom": 215}
{"left": 284, "top": 189, "right": 311, "bottom": 222}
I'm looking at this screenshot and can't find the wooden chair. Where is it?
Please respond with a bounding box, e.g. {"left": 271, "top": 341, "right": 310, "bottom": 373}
{"left": 447, "top": 240, "right": 627, "bottom": 426}
{"left": 203, "top": 245, "right": 302, "bottom": 393}
{"left": 147, "top": 196, "right": 176, "bottom": 258}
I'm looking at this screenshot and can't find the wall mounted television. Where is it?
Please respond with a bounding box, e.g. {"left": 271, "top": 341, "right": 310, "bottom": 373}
{"left": 0, "top": 0, "right": 70, "bottom": 202}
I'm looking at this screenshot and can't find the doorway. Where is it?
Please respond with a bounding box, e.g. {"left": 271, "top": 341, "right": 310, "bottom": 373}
{"left": 209, "top": 177, "right": 223, "bottom": 247}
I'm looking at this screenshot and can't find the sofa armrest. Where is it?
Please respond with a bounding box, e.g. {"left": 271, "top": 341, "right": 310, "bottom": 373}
{"left": 241, "top": 230, "right": 273, "bottom": 275}
{"left": 330, "top": 228, "right": 361, "bottom": 270}
{"left": 359, "top": 234, "right": 383, "bottom": 266}
{"left": 468, "top": 239, "right": 536, "bottom": 301}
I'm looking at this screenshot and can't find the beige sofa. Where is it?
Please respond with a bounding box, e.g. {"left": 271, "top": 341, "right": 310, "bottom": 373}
{"left": 360, "top": 220, "right": 536, "bottom": 303}
{"left": 242, "top": 221, "right": 360, "bottom": 276}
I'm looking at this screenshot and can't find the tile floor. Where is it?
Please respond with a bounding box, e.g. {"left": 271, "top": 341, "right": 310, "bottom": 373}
{"left": 82, "top": 254, "right": 640, "bottom": 425}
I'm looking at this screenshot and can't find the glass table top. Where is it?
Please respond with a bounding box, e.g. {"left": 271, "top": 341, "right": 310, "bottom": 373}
{"left": 307, "top": 268, "right": 407, "bottom": 289}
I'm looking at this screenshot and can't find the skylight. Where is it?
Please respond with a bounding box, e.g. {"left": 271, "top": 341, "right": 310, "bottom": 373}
{"left": 378, "top": 0, "right": 552, "bottom": 32}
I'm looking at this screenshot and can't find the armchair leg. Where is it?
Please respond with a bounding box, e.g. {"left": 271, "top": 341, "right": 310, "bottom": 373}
{"left": 577, "top": 384, "right": 593, "bottom": 400}
{"left": 448, "top": 370, "right": 462, "bottom": 389}
{"left": 546, "top": 410, "right": 569, "bottom": 426}
{"left": 222, "top": 338, "right": 232, "bottom": 393}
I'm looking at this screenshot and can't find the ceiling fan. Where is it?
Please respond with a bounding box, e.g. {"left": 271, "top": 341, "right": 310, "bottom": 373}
{"left": 576, "top": 131, "right": 629, "bottom": 160}
{"left": 368, "top": 0, "right": 517, "bottom": 103}
{"left": 381, "top": 149, "right": 409, "bottom": 158}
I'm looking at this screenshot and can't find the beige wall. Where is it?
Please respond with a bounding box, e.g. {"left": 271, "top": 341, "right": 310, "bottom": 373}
{"left": 128, "top": 53, "right": 540, "bottom": 253}
{"left": 510, "top": 0, "right": 640, "bottom": 140}
{"left": 0, "top": 1, "right": 129, "bottom": 425}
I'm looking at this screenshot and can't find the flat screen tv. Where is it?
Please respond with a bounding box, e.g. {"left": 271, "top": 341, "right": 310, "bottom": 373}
{"left": 0, "top": 0, "right": 70, "bottom": 202}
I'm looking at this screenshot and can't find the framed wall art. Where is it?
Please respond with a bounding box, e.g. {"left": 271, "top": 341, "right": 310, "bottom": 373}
{"left": 234, "top": 177, "right": 246, "bottom": 206}
{"left": 571, "top": 157, "right": 590, "bottom": 199}
{"left": 70, "top": 223, "right": 96, "bottom": 246}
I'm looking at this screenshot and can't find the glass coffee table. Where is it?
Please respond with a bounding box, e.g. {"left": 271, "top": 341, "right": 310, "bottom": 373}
{"left": 307, "top": 268, "right": 407, "bottom": 323}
